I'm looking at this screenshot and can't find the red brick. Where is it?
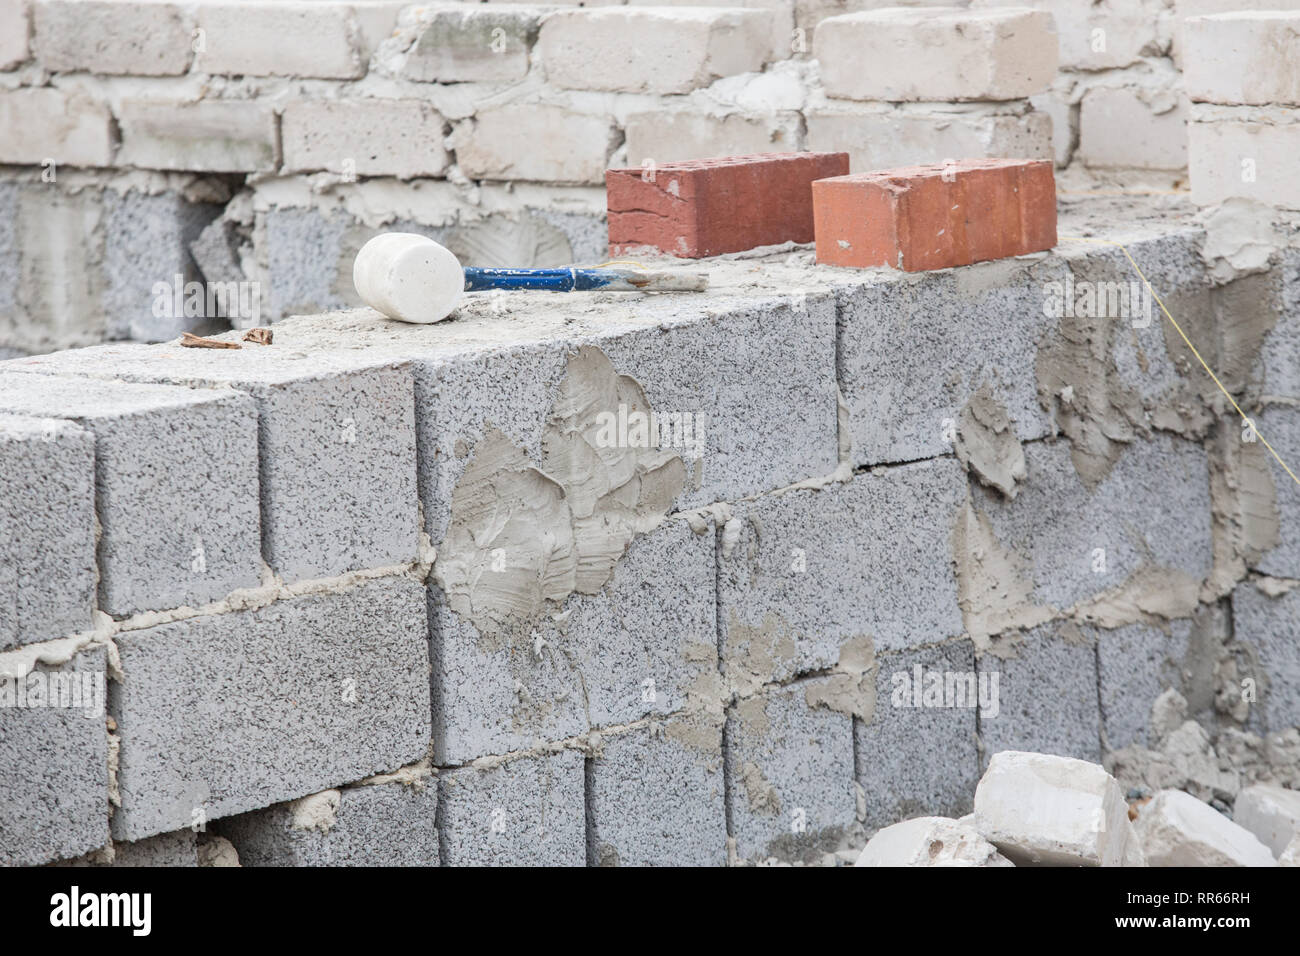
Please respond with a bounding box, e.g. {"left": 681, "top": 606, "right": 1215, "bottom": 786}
{"left": 811, "top": 159, "right": 1057, "bottom": 272}
{"left": 606, "top": 152, "right": 850, "bottom": 258}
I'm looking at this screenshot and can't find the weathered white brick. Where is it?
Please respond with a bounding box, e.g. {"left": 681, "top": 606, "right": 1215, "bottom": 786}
{"left": 804, "top": 103, "right": 1052, "bottom": 171}
{"left": 627, "top": 0, "right": 795, "bottom": 62}
{"left": 856, "top": 817, "right": 1013, "bottom": 867}
{"left": 195, "top": 0, "right": 403, "bottom": 79}
{"left": 116, "top": 99, "right": 278, "bottom": 173}
{"left": 1185, "top": 12, "right": 1300, "bottom": 106}
{"left": 972, "top": 0, "right": 1157, "bottom": 70}
{"left": 1079, "top": 87, "right": 1188, "bottom": 170}
{"left": 0, "top": 0, "right": 31, "bottom": 70}
{"left": 624, "top": 107, "right": 802, "bottom": 165}
{"left": 1135, "top": 789, "right": 1276, "bottom": 866}
{"left": 282, "top": 99, "right": 449, "bottom": 179}
{"left": 402, "top": 5, "right": 542, "bottom": 83}
{"left": 537, "top": 7, "right": 773, "bottom": 94}
{"left": 0, "top": 88, "right": 113, "bottom": 166}
{"left": 34, "top": 0, "right": 194, "bottom": 75}
{"left": 814, "top": 7, "right": 1057, "bottom": 102}
{"left": 449, "top": 104, "right": 612, "bottom": 183}
{"left": 1189, "top": 106, "right": 1300, "bottom": 209}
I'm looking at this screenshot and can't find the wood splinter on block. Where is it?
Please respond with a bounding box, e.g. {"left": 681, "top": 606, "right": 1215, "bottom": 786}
{"left": 179, "top": 332, "right": 240, "bottom": 349}
{"left": 812, "top": 158, "right": 1057, "bottom": 273}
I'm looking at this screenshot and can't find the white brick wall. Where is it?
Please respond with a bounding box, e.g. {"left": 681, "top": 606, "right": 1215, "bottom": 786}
{"left": 449, "top": 104, "right": 613, "bottom": 183}
{"left": 0, "top": 88, "right": 114, "bottom": 166}
{"left": 537, "top": 7, "right": 773, "bottom": 94}
{"left": 116, "top": 99, "right": 278, "bottom": 172}
{"left": 1078, "top": 87, "right": 1188, "bottom": 170}
{"left": 1189, "top": 106, "right": 1300, "bottom": 209}
{"left": 814, "top": 7, "right": 1058, "bottom": 102}
{"left": 33, "top": 0, "right": 194, "bottom": 75}
{"left": 282, "top": 99, "right": 450, "bottom": 179}
{"left": 0, "top": 0, "right": 30, "bottom": 70}
{"left": 1184, "top": 12, "right": 1300, "bottom": 106}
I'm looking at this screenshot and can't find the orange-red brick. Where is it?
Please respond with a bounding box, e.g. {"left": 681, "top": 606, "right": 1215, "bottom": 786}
{"left": 607, "top": 152, "right": 850, "bottom": 258}
{"left": 812, "top": 159, "right": 1057, "bottom": 272}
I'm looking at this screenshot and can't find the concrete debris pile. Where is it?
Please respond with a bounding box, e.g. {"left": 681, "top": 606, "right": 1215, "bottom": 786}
{"left": 856, "top": 751, "right": 1298, "bottom": 867}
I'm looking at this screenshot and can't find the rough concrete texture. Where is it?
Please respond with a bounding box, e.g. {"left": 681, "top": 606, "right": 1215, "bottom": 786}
{"left": 220, "top": 780, "right": 439, "bottom": 866}
{"left": 432, "top": 515, "right": 716, "bottom": 764}
{"left": 1243, "top": 405, "right": 1300, "bottom": 579}
{"left": 437, "top": 749, "right": 586, "bottom": 866}
{"left": 109, "top": 576, "right": 430, "bottom": 842}
{"left": 0, "top": 372, "right": 262, "bottom": 616}
{"left": 719, "top": 458, "right": 965, "bottom": 691}
{"left": 726, "top": 678, "right": 856, "bottom": 862}
{"left": 856, "top": 641, "right": 980, "bottom": 830}
{"left": 1134, "top": 788, "right": 1276, "bottom": 866}
{"left": 1233, "top": 784, "right": 1300, "bottom": 858}
{"left": 281, "top": 99, "right": 451, "bottom": 180}
{"left": 6, "top": 343, "right": 422, "bottom": 583}
{"left": 1097, "top": 620, "right": 1193, "bottom": 750}
{"left": 402, "top": 5, "right": 542, "bottom": 83}
{"left": 0, "top": 414, "right": 95, "bottom": 650}
{"left": 587, "top": 715, "right": 728, "bottom": 867}
{"left": 33, "top": 0, "right": 195, "bottom": 76}
{"left": 61, "top": 828, "right": 199, "bottom": 867}
{"left": 116, "top": 99, "right": 279, "bottom": 174}
{"left": 1231, "top": 582, "right": 1300, "bottom": 733}
{"left": 978, "top": 621, "right": 1101, "bottom": 766}
{"left": 0, "top": 647, "right": 109, "bottom": 867}
{"left": 967, "top": 434, "right": 1212, "bottom": 638}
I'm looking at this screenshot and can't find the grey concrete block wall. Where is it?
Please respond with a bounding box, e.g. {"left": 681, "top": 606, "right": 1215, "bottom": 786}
{"left": 587, "top": 714, "right": 728, "bottom": 867}
{"left": 1097, "top": 620, "right": 1192, "bottom": 749}
{"left": 431, "top": 514, "right": 716, "bottom": 764}
{"left": 220, "top": 781, "right": 439, "bottom": 866}
{"left": 5, "top": 343, "right": 423, "bottom": 582}
{"left": 856, "top": 640, "right": 980, "bottom": 830}
{"left": 437, "top": 749, "right": 586, "bottom": 866}
{"left": 0, "top": 414, "right": 95, "bottom": 649}
{"left": 0, "top": 372, "right": 262, "bottom": 616}
{"left": 109, "top": 576, "right": 431, "bottom": 842}
{"left": 0, "top": 647, "right": 108, "bottom": 866}
{"left": 1232, "top": 581, "right": 1300, "bottom": 733}
{"left": 719, "top": 457, "right": 966, "bottom": 681}
{"left": 976, "top": 622, "right": 1102, "bottom": 768}
{"left": 725, "top": 679, "right": 856, "bottom": 863}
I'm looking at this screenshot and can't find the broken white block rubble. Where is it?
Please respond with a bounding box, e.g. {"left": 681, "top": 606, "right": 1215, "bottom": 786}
{"left": 855, "top": 817, "right": 1013, "bottom": 867}
{"left": 1233, "top": 785, "right": 1300, "bottom": 859}
{"left": 1134, "top": 790, "right": 1276, "bottom": 867}
{"left": 974, "top": 751, "right": 1145, "bottom": 866}
{"left": 1280, "top": 835, "right": 1300, "bottom": 867}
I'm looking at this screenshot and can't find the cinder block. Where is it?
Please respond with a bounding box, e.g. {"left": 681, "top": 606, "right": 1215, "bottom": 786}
{"left": 836, "top": 261, "right": 1058, "bottom": 467}
{"left": 282, "top": 99, "right": 450, "bottom": 180}
{"left": 538, "top": 7, "right": 772, "bottom": 94}
{"left": 726, "top": 679, "right": 856, "bottom": 862}
{"left": 856, "top": 640, "right": 979, "bottom": 830}
{"left": 588, "top": 715, "right": 728, "bottom": 866}
{"left": 195, "top": 0, "right": 403, "bottom": 79}
{"left": 102, "top": 189, "right": 222, "bottom": 342}
{"left": 116, "top": 99, "right": 278, "bottom": 173}
{"left": 0, "top": 88, "right": 114, "bottom": 166}
{"left": 0, "top": 414, "right": 95, "bottom": 650}
{"left": 1248, "top": 405, "right": 1300, "bottom": 578}
{"left": 109, "top": 576, "right": 431, "bottom": 842}
{"left": 623, "top": 108, "right": 803, "bottom": 166}
{"left": 1232, "top": 582, "right": 1300, "bottom": 733}
{"left": 1189, "top": 106, "right": 1300, "bottom": 209}
{"left": 608, "top": 152, "right": 850, "bottom": 258}
{"left": 449, "top": 104, "right": 613, "bottom": 184}
{"left": 438, "top": 749, "right": 585, "bottom": 866}
{"left": 719, "top": 459, "right": 965, "bottom": 682}
{"left": 1079, "top": 87, "right": 1188, "bottom": 171}
{"left": 0, "top": 647, "right": 109, "bottom": 866}
{"left": 1184, "top": 12, "right": 1300, "bottom": 106}
{"left": 977, "top": 621, "right": 1101, "bottom": 766}
{"left": 970, "top": 435, "right": 1213, "bottom": 617}
{"left": 804, "top": 104, "right": 1053, "bottom": 172}
{"left": 971, "top": 0, "right": 1155, "bottom": 70}
{"left": 34, "top": 0, "right": 194, "bottom": 75}
{"left": 433, "top": 514, "right": 715, "bottom": 764}
{"left": 6, "top": 342, "right": 421, "bottom": 583}
{"left": 60, "top": 829, "right": 198, "bottom": 867}
{"left": 403, "top": 5, "right": 542, "bottom": 83}
{"left": 812, "top": 159, "right": 1057, "bottom": 272}
{"left": 220, "top": 781, "right": 439, "bottom": 866}
{"left": 814, "top": 7, "right": 1057, "bottom": 102}
{"left": 1096, "top": 619, "right": 1197, "bottom": 750}
{"left": 0, "top": 0, "right": 29, "bottom": 70}
{"left": 0, "top": 373, "right": 261, "bottom": 616}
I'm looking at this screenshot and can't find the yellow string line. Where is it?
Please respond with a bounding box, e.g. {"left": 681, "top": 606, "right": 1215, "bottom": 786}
{"left": 1059, "top": 235, "right": 1300, "bottom": 489}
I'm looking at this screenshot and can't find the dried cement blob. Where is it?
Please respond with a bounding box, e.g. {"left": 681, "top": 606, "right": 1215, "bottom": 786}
{"left": 353, "top": 233, "right": 465, "bottom": 324}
